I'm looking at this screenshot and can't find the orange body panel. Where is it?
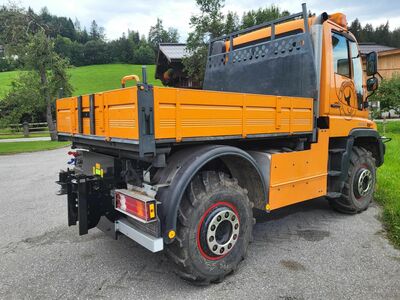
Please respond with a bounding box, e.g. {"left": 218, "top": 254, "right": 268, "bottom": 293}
{"left": 153, "top": 87, "right": 313, "bottom": 141}
{"left": 268, "top": 129, "right": 329, "bottom": 210}
{"left": 57, "top": 86, "right": 314, "bottom": 141}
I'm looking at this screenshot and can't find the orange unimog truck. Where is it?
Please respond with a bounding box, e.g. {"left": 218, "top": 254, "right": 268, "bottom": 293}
{"left": 56, "top": 4, "right": 386, "bottom": 284}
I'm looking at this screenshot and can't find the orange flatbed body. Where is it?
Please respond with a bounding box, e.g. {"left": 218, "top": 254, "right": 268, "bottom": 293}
{"left": 56, "top": 86, "right": 314, "bottom": 144}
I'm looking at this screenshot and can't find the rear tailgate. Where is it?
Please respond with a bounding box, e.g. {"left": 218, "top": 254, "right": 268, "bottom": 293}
{"left": 57, "top": 87, "right": 139, "bottom": 140}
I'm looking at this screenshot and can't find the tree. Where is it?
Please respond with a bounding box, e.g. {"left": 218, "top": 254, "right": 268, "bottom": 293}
{"left": 167, "top": 27, "right": 179, "bottom": 43}
{"left": 0, "top": 4, "right": 31, "bottom": 53}
{"left": 23, "top": 30, "right": 73, "bottom": 140}
{"left": 0, "top": 5, "right": 72, "bottom": 138}
{"left": 128, "top": 29, "right": 140, "bottom": 44}
{"left": 108, "top": 34, "right": 136, "bottom": 63}
{"left": 224, "top": 11, "right": 240, "bottom": 34}
{"left": 133, "top": 44, "right": 155, "bottom": 64}
{"left": 183, "top": 0, "right": 225, "bottom": 85}
{"left": 241, "top": 5, "right": 289, "bottom": 29}
{"left": 0, "top": 72, "right": 44, "bottom": 125}
{"left": 148, "top": 18, "right": 179, "bottom": 52}
{"left": 370, "top": 76, "right": 400, "bottom": 114}
{"left": 375, "top": 22, "right": 391, "bottom": 46}
{"left": 89, "top": 20, "right": 104, "bottom": 41}
{"left": 83, "top": 40, "right": 109, "bottom": 64}
{"left": 349, "top": 18, "right": 362, "bottom": 41}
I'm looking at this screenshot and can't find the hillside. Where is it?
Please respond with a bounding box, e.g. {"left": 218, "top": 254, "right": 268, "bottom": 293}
{"left": 0, "top": 64, "right": 162, "bottom": 99}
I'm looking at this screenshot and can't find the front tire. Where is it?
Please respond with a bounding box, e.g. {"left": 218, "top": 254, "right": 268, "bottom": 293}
{"left": 166, "top": 171, "right": 254, "bottom": 284}
{"left": 329, "top": 146, "right": 376, "bottom": 214}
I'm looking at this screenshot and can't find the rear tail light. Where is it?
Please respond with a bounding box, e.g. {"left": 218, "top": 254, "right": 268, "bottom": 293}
{"left": 115, "top": 189, "right": 156, "bottom": 222}
{"left": 67, "top": 151, "right": 80, "bottom": 157}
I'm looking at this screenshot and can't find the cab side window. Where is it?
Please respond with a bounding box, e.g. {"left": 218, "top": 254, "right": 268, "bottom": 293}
{"left": 332, "top": 32, "right": 350, "bottom": 77}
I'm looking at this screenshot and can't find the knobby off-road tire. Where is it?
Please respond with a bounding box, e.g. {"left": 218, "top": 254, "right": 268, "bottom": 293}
{"left": 166, "top": 171, "right": 254, "bottom": 284}
{"left": 329, "top": 146, "right": 376, "bottom": 214}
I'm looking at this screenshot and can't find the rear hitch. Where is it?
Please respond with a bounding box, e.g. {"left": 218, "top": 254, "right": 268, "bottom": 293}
{"left": 56, "top": 169, "right": 75, "bottom": 195}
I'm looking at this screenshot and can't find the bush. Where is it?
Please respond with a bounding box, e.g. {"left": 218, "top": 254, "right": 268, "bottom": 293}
{"left": 371, "top": 75, "right": 400, "bottom": 114}
{"left": 133, "top": 44, "right": 155, "bottom": 65}
{"left": 0, "top": 56, "right": 20, "bottom": 72}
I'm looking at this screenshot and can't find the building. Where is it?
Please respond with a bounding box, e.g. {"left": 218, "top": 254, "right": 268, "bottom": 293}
{"left": 359, "top": 43, "right": 400, "bottom": 79}
{"left": 359, "top": 43, "right": 400, "bottom": 117}
{"left": 155, "top": 43, "right": 201, "bottom": 88}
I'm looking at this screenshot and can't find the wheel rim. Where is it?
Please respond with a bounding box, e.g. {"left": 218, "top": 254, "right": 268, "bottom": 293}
{"left": 197, "top": 202, "right": 240, "bottom": 260}
{"left": 355, "top": 167, "right": 373, "bottom": 199}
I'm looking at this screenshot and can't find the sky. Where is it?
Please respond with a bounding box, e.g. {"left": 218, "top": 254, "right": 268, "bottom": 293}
{"left": 4, "top": 0, "right": 400, "bottom": 41}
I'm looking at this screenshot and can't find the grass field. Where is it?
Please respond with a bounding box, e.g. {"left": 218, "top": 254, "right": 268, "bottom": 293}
{"left": 376, "top": 121, "right": 400, "bottom": 248}
{"left": 0, "top": 70, "right": 19, "bottom": 98}
{"left": 0, "top": 141, "right": 70, "bottom": 154}
{"left": 0, "top": 64, "right": 162, "bottom": 99}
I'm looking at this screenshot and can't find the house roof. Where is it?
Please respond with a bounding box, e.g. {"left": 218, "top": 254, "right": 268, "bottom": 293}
{"left": 358, "top": 43, "right": 397, "bottom": 55}
{"left": 158, "top": 43, "right": 188, "bottom": 62}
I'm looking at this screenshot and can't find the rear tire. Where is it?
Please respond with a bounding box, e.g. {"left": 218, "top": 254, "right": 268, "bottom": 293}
{"left": 166, "top": 171, "right": 254, "bottom": 284}
{"left": 329, "top": 146, "right": 376, "bottom": 214}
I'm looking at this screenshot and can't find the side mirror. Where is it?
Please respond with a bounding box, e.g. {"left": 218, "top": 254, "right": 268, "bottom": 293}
{"left": 367, "top": 77, "right": 379, "bottom": 92}
{"left": 366, "top": 51, "right": 378, "bottom": 76}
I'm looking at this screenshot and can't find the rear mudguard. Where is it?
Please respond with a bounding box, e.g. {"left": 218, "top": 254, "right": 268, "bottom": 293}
{"left": 155, "top": 145, "right": 267, "bottom": 243}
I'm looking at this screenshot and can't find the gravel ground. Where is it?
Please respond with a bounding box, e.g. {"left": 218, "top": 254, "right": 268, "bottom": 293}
{"left": 0, "top": 148, "right": 399, "bottom": 300}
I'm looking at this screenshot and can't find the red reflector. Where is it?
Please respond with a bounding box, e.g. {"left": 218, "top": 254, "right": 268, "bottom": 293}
{"left": 115, "top": 190, "right": 156, "bottom": 222}
{"left": 67, "top": 151, "right": 80, "bottom": 157}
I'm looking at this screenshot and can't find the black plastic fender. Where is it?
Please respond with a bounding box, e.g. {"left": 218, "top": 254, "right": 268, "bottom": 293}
{"left": 336, "top": 128, "right": 385, "bottom": 188}
{"left": 155, "top": 145, "right": 267, "bottom": 243}
{"left": 349, "top": 128, "right": 385, "bottom": 166}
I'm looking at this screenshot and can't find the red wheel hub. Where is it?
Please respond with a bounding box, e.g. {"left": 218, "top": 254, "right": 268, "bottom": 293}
{"left": 197, "top": 201, "right": 240, "bottom": 260}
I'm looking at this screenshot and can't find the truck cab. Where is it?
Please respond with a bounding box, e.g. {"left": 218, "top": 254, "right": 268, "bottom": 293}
{"left": 56, "top": 4, "right": 385, "bottom": 284}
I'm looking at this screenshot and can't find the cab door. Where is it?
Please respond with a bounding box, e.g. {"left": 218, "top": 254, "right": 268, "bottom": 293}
{"left": 329, "top": 31, "right": 363, "bottom": 117}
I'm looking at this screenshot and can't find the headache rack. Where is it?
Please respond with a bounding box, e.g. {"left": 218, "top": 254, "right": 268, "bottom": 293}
{"left": 203, "top": 3, "right": 317, "bottom": 100}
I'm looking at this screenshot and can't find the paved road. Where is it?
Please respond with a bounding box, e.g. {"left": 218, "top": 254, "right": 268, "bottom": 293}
{"left": 0, "top": 137, "right": 51, "bottom": 143}
{"left": 0, "top": 149, "right": 399, "bottom": 300}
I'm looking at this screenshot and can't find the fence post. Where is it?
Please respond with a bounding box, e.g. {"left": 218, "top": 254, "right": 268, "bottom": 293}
{"left": 23, "top": 122, "right": 29, "bottom": 137}
{"left": 383, "top": 117, "right": 387, "bottom": 135}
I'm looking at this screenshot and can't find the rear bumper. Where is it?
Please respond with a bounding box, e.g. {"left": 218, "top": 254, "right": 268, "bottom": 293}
{"left": 57, "top": 169, "right": 164, "bottom": 253}
{"left": 115, "top": 219, "right": 163, "bottom": 252}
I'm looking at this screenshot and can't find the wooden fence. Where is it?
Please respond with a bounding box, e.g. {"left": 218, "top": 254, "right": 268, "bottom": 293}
{"left": 0, "top": 122, "right": 50, "bottom": 137}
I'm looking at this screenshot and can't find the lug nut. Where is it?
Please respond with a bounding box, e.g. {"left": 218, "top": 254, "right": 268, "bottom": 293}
{"left": 225, "top": 212, "right": 229, "bottom": 218}
{"left": 220, "top": 247, "right": 224, "bottom": 254}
